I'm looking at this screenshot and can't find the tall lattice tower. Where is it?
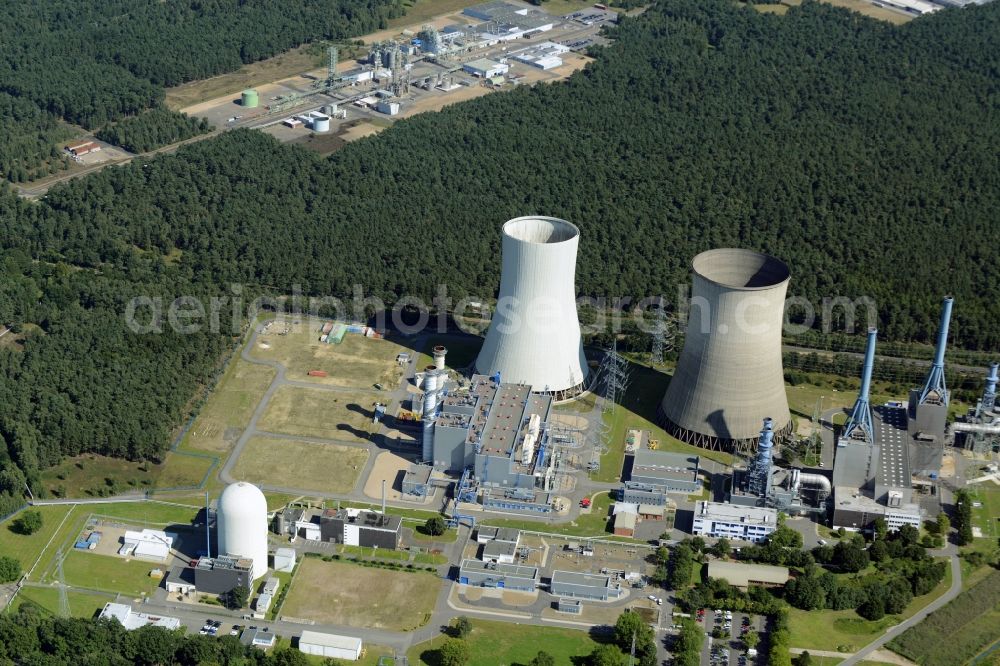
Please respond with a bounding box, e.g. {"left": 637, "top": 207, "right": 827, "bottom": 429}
{"left": 326, "top": 46, "right": 338, "bottom": 88}
{"left": 649, "top": 298, "right": 674, "bottom": 366}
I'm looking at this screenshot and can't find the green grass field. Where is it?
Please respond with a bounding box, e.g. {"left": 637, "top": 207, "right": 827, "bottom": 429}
{"left": 232, "top": 436, "right": 368, "bottom": 493}
{"left": 967, "top": 483, "right": 1000, "bottom": 546}
{"left": 788, "top": 559, "right": 953, "bottom": 652}
{"left": 0, "top": 505, "right": 75, "bottom": 577}
{"left": 258, "top": 385, "right": 379, "bottom": 444}
{"left": 37, "top": 451, "right": 214, "bottom": 498}
{"left": 482, "top": 490, "right": 615, "bottom": 537}
{"left": 154, "top": 452, "right": 215, "bottom": 489}
{"left": 27, "top": 501, "right": 202, "bottom": 584}
{"left": 407, "top": 618, "right": 605, "bottom": 665}
{"left": 11, "top": 586, "right": 111, "bottom": 619}
{"left": 411, "top": 526, "right": 458, "bottom": 543}
{"left": 88, "top": 501, "right": 203, "bottom": 526}
{"left": 179, "top": 357, "right": 276, "bottom": 454}
{"left": 60, "top": 551, "right": 162, "bottom": 597}
{"left": 281, "top": 558, "right": 438, "bottom": 631}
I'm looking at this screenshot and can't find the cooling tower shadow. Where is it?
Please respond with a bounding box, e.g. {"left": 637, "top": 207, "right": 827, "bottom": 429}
{"left": 704, "top": 409, "right": 733, "bottom": 441}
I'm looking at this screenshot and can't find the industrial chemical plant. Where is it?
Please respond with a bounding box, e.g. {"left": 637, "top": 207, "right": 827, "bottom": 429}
{"left": 186, "top": 0, "right": 617, "bottom": 146}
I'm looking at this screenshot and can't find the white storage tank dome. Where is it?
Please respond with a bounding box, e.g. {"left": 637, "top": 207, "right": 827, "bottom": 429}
{"left": 217, "top": 482, "right": 269, "bottom": 580}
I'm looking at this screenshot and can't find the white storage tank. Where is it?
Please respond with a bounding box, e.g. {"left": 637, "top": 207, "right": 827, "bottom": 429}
{"left": 217, "top": 482, "right": 269, "bottom": 580}
{"left": 311, "top": 114, "right": 331, "bottom": 132}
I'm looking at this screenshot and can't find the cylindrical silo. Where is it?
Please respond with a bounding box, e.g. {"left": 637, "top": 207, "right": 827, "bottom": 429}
{"left": 312, "top": 114, "right": 330, "bottom": 132}
{"left": 659, "top": 248, "right": 791, "bottom": 454}
{"left": 241, "top": 89, "right": 259, "bottom": 108}
{"left": 217, "top": 481, "right": 269, "bottom": 581}
{"left": 474, "top": 216, "right": 588, "bottom": 397}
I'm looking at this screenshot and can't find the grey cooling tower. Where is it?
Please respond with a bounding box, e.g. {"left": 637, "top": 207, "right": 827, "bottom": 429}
{"left": 475, "top": 216, "right": 588, "bottom": 398}
{"left": 659, "top": 248, "right": 792, "bottom": 454}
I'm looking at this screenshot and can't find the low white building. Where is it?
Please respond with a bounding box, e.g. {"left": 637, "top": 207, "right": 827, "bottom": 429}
{"left": 691, "top": 501, "right": 777, "bottom": 543}
{"left": 463, "top": 58, "right": 509, "bottom": 78}
{"left": 121, "top": 529, "right": 174, "bottom": 560}
{"left": 298, "top": 630, "right": 363, "bottom": 660}
{"left": 99, "top": 603, "right": 181, "bottom": 631}
{"left": 274, "top": 547, "right": 296, "bottom": 572}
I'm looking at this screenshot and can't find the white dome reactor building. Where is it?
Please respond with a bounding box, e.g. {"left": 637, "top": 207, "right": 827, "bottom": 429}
{"left": 217, "top": 482, "right": 269, "bottom": 581}
{"left": 475, "top": 216, "right": 588, "bottom": 399}
{"left": 659, "top": 248, "right": 792, "bottom": 454}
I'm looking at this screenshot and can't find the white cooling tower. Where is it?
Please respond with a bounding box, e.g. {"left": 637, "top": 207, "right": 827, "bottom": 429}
{"left": 659, "top": 248, "right": 792, "bottom": 454}
{"left": 474, "top": 216, "right": 588, "bottom": 398}
{"left": 217, "top": 481, "right": 269, "bottom": 581}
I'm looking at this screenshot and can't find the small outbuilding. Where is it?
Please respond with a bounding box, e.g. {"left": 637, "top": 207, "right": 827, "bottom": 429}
{"left": 613, "top": 511, "right": 637, "bottom": 537}
{"left": 274, "top": 547, "right": 296, "bottom": 573}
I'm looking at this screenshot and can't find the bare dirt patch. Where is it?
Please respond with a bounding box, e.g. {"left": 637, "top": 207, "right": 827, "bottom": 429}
{"left": 281, "top": 558, "right": 439, "bottom": 630}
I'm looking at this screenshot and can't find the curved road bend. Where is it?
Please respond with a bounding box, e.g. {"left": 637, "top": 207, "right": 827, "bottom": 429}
{"left": 839, "top": 548, "right": 962, "bottom": 666}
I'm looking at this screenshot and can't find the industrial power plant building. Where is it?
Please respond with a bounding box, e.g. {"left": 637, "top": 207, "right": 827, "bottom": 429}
{"left": 424, "top": 372, "right": 557, "bottom": 511}
{"left": 549, "top": 570, "right": 624, "bottom": 601}
{"left": 475, "top": 217, "right": 588, "bottom": 399}
{"left": 660, "top": 249, "right": 792, "bottom": 453}
{"left": 691, "top": 501, "right": 778, "bottom": 543}
{"left": 192, "top": 555, "right": 254, "bottom": 595}
{"left": 459, "top": 559, "right": 539, "bottom": 590}
{"left": 320, "top": 508, "right": 401, "bottom": 549}
{"left": 620, "top": 449, "right": 701, "bottom": 505}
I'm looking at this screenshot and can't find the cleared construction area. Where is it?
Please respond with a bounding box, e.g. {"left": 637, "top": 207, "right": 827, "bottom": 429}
{"left": 251, "top": 320, "right": 406, "bottom": 389}
{"left": 281, "top": 558, "right": 439, "bottom": 630}
{"left": 232, "top": 436, "right": 369, "bottom": 493}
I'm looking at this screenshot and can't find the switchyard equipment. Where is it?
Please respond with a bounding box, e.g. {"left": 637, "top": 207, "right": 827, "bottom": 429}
{"left": 217, "top": 482, "right": 269, "bottom": 581}
{"left": 659, "top": 249, "right": 792, "bottom": 454}
{"left": 474, "top": 217, "right": 589, "bottom": 397}
{"left": 908, "top": 296, "right": 953, "bottom": 441}
{"left": 840, "top": 328, "right": 878, "bottom": 445}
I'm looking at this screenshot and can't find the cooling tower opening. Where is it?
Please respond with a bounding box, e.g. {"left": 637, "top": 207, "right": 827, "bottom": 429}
{"left": 503, "top": 216, "right": 579, "bottom": 244}
{"left": 692, "top": 249, "right": 790, "bottom": 290}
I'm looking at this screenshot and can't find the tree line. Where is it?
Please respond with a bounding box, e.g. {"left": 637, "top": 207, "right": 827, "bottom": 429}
{"left": 0, "top": 604, "right": 322, "bottom": 666}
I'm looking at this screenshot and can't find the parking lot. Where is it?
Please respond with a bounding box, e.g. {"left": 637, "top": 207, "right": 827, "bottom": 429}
{"left": 696, "top": 608, "right": 765, "bottom": 666}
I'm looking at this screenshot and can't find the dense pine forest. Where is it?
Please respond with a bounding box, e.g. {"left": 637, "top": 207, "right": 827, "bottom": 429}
{"left": 95, "top": 110, "right": 213, "bottom": 154}
{"left": 0, "top": 0, "right": 404, "bottom": 171}
{"left": 0, "top": 0, "right": 999, "bottom": 513}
